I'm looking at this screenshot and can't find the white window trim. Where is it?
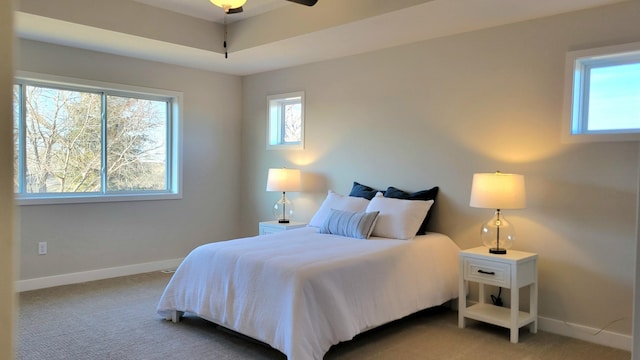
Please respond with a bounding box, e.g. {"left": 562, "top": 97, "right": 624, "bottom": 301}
{"left": 267, "top": 91, "right": 305, "bottom": 150}
{"left": 14, "top": 71, "right": 183, "bottom": 205}
{"left": 562, "top": 41, "right": 640, "bottom": 143}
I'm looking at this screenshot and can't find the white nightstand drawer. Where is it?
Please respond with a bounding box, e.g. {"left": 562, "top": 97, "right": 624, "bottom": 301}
{"left": 464, "top": 258, "right": 510, "bottom": 287}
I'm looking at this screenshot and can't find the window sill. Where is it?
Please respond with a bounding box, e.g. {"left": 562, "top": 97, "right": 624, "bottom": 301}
{"left": 561, "top": 130, "right": 640, "bottom": 144}
{"left": 15, "top": 192, "right": 182, "bottom": 206}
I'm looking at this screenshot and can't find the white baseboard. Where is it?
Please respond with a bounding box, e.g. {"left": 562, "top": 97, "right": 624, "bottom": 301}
{"left": 16, "top": 258, "right": 183, "bottom": 292}
{"left": 538, "top": 316, "right": 632, "bottom": 351}
{"left": 461, "top": 300, "right": 631, "bottom": 351}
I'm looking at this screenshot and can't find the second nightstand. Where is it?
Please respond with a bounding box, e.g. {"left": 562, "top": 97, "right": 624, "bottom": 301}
{"left": 258, "top": 221, "right": 307, "bottom": 235}
{"left": 458, "top": 246, "right": 538, "bottom": 343}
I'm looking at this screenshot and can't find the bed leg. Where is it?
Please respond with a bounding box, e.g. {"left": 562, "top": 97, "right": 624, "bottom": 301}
{"left": 165, "top": 310, "right": 184, "bottom": 323}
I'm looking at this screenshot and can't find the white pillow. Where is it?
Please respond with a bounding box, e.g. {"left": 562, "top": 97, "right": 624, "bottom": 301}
{"left": 366, "top": 192, "right": 434, "bottom": 240}
{"left": 308, "top": 190, "right": 370, "bottom": 227}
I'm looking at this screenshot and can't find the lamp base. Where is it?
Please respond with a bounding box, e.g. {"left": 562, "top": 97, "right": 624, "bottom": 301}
{"left": 489, "top": 248, "right": 507, "bottom": 255}
{"left": 272, "top": 194, "right": 295, "bottom": 224}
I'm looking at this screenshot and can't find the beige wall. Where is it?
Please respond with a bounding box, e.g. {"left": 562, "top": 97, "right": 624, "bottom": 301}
{"left": 1, "top": 1, "right": 15, "bottom": 358}
{"left": 15, "top": 39, "right": 243, "bottom": 280}
{"left": 10, "top": 0, "right": 640, "bottom": 350}
{"left": 241, "top": 1, "right": 640, "bottom": 338}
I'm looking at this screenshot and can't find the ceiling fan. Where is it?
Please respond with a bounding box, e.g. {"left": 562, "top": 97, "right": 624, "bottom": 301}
{"left": 213, "top": 0, "right": 319, "bottom": 58}
{"left": 210, "top": 0, "right": 318, "bottom": 15}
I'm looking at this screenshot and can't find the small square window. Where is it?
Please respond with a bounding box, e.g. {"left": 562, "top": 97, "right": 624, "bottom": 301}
{"left": 267, "top": 92, "right": 304, "bottom": 150}
{"left": 563, "top": 42, "right": 640, "bottom": 142}
{"left": 587, "top": 63, "right": 640, "bottom": 132}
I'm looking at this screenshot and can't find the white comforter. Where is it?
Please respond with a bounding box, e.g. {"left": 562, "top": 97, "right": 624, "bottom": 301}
{"left": 157, "top": 227, "right": 460, "bottom": 360}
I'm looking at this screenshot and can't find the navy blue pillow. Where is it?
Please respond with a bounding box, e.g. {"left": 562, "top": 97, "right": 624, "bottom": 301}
{"left": 349, "top": 181, "right": 381, "bottom": 200}
{"left": 384, "top": 186, "right": 439, "bottom": 235}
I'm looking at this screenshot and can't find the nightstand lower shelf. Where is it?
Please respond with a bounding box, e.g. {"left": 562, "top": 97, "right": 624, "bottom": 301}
{"left": 464, "top": 303, "right": 535, "bottom": 329}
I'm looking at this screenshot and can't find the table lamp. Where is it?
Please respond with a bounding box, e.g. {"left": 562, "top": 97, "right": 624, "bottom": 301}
{"left": 266, "top": 168, "right": 302, "bottom": 223}
{"left": 469, "top": 171, "right": 526, "bottom": 254}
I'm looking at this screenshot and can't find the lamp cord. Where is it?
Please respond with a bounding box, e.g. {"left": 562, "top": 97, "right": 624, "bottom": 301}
{"left": 495, "top": 209, "right": 501, "bottom": 250}
{"left": 491, "top": 287, "right": 503, "bottom": 306}
{"left": 282, "top": 191, "right": 286, "bottom": 221}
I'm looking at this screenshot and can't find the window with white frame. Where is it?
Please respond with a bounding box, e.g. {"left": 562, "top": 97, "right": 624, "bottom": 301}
{"left": 13, "top": 72, "right": 182, "bottom": 205}
{"left": 267, "top": 91, "right": 304, "bottom": 150}
{"left": 563, "top": 42, "right": 640, "bottom": 142}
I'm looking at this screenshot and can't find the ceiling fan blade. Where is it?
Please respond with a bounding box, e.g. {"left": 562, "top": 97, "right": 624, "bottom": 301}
{"left": 226, "top": 6, "right": 243, "bottom": 14}
{"left": 285, "top": 0, "right": 318, "bottom": 6}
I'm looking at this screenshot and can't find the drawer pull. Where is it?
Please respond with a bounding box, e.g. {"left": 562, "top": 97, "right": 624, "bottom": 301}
{"left": 477, "top": 269, "right": 495, "bottom": 275}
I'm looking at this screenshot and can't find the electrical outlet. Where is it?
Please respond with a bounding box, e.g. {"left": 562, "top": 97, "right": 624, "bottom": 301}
{"left": 38, "top": 242, "right": 47, "bottom": 255}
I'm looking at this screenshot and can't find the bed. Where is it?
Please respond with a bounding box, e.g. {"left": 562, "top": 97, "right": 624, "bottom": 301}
{"left": 157, "top": 188, "right": 460, "bottom": 360}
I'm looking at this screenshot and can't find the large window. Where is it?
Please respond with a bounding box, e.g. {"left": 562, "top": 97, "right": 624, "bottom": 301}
{"left": 267, "top": 91, "right": 304, "bottom": 150}
{"left": 13, "top": 72, "right": 182, "bottom": 205}
{"left": 563, "top": 42, "right": 640, "bottom": 142}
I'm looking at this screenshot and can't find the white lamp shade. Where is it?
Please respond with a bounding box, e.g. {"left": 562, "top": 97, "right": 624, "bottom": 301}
{"left": 210, "top": 0, "right": 247, "bottom": 9}
{"left": 469, "top": 172, "right": 526, "bottom": 209}
{"left": 266, "top": 168, "right": 302, "bottom": 192}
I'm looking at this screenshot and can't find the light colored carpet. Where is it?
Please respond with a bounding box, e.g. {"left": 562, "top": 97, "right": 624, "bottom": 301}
{"left": 17, "top": 271, "right": 630, "bottom": 360}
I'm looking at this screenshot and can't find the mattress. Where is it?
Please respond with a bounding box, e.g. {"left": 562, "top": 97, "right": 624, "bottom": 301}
{"left": 157, "top": 226, "right": 459, "bottom": 359}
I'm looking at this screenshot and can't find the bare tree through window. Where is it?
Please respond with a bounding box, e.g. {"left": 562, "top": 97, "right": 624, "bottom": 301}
{"left": 14, "top": 83, "right": 170, "bottom": 196}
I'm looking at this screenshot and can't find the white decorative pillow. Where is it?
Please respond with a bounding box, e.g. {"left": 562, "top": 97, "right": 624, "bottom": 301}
{"left": 365, "top": 192, "right": 434, "bottom": 240}
{"left": 320, "top": 209, "right": 380, "bottom": 239}
{"left": 308, "top": 190, "right": 371, "bottom": 227}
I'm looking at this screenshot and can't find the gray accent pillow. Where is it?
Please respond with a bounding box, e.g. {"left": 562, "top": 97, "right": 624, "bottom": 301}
{"left": 320, "top": 208, "right": 380, "bottom": 239}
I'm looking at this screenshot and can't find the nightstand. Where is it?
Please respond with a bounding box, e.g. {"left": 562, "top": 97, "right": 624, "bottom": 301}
{"left": 458, "top": 246, "right": 538, "bottom": 343}
{"left": 258, "top": 221, "right": 307, "bottom": 235}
